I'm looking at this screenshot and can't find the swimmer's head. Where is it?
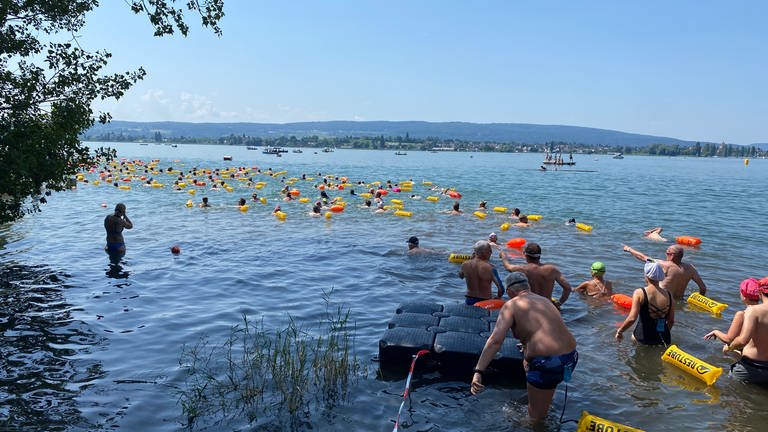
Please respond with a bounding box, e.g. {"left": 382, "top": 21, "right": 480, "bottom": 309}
{"left": 524, "top": 243, "right": 541, "bottom": 260}
{"left": 488, "top": 232, "right": 497, "bottom": 242}
{"left": 740, "top": 278, "right": 760, "bottom": 301}
{"left": 473, "top": 240, "right": 491, "bottom": 256}
{"left": 407, "top": 236, "right": 419, "bottom": 247}
{"left": 644, "top": 260, "right": 665, "bottom": 282}
{"left": 591, "top": 261, "right": 606, "bottom": 275}
{"left": 505, "top": 272, "right": 530, "bottom": 293}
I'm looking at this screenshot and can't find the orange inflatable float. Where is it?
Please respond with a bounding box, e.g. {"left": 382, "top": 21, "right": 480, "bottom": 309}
{"left": 611, "top": 293, "right": 633, "bottom": 309}
{"left": 447, "top": 191, "right": 462, "bottom": 199}
{"left": 474, "top": 299, "right": 506, "bottom": 310}
{"left": 675, "top": 236, "right": 702, "bottom": 246}
{"left": 329, "top": 204, "right": 345, "bottom": 213}
{"left": 506, "top": 238, "right": 526, "bottom": 248}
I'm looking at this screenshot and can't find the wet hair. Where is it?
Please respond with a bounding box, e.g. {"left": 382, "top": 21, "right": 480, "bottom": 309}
{"left": 453, "top": 202, "right": 460, "bottom": 211}
{"left": 519, "top": 215, "right": 529, "bottom": 223}
{"left": 512, "top": 208, "right": 521, "bottom": 216}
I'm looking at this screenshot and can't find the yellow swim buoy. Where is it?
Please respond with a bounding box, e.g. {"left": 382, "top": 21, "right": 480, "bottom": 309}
{"left": 422, "top": 181, "right": 433, "bottom": 185}
{"left": 259, "top": 197, "right": 267, "bottom": 204}
{"left": 744, "top": 158, "right": 749, "bottom": 166}
{"left": 448, "top": 253, "right": 472, "bottom": 264}
{"left": 119, "top": 185, "right": 131, "bottom": 190}
{"left": 187, "top": 189, "right": 196, "bottom": 195}
{"left": 239, "top": 205, "right": 249, "bottom": 212}
{"left": 493, "top": 207, "right": 507, "bottom": 213}
{"left": 390, "top": 199, "right": 403, "bottom": 205}
{"left": 324, "top": 211, "right": 332, "bottom": 219}
{"left": 274, "top": 211, "right": 287, "bottom": 220}
{"left": 527, "top": 214, "right": 542, "bottom": 221}
{"left": 426, "top": 196, "right": 439, "bottom": 202}
{"left": 687, "top": 293, "right": 728, "bottom": 315}
{"left": 473, "top": 211, "right": 487, "bottom": 219}
{"left": 360, "top": 192, "right": 372, "bottom": 198}
{"left": 576, "top": 222, "right": 592, "bottom": 232}
{"left": 500, "top": 222, "right": 510, "bottom": 231}
{"left": 576, "top": 411, "right": 645, "bottom": 432}
{"left": 151, "top": 183, "right": 164, "bottom": 188}
{"left": 185, "top": 200, "right": 193, "bottom": 208}
{"left": 661, "top": 344, "right": 722, "bottom": 386}
{"left": 394, "top": 210, "right": 412, "bottom": 217}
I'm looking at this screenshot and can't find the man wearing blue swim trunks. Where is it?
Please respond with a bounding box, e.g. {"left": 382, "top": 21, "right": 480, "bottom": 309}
{"left": 104, "top": 203, "right": 133, "bottom": 256}
{"left": 471, "top": 272, "right": 578, "bottom": 422}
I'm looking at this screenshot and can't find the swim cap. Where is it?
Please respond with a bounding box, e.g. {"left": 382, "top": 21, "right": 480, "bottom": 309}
{"left": 407, "top": 236, "right": 419, "bottom": 245}
{"left": 591, "top": 261, "right": 606, "bottom": 273}
{"left": 488, "top": 232, "right": 497, "bottom": 240}
{"left": 505, "top": 272, "right": 529, "bottom": 292}
{"left": 644, "top": 261, "right": 665, "bottom": 281}
{"left": 760, "top": 277, "right": 768, "bottom": 294}
{"left": 740, "top": 278, "right": 760, "bottom": 301}
{"left": 524, "top": 243, "right": 541, "bottom": 259}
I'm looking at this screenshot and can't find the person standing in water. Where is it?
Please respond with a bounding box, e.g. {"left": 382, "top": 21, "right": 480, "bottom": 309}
{"left": 574, "top": 261, "right": 613, "bottom": 297}
{"left": 104, "top": 203, "right": 133, "bottom": 256}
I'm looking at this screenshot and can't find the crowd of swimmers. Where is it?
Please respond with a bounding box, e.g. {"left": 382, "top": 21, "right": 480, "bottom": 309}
{"left": 408, "top": 234, "right": 768, "bottom": 423}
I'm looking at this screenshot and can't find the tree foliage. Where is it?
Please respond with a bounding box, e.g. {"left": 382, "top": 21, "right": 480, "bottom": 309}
{"left": 0, "top": 0, "right": 224, "bottom": 224}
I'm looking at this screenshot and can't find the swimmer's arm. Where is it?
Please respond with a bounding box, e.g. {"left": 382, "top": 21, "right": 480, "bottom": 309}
{"left": 473, "top": 306, "right": 512, "bottom": 379}
{"left": 122, "top": 214, "right": 133, "bottom": 229}
{"left": 705, "top": 311, "right": 744, "bottom": 342}
{"left": 458, "top": 262, "right": 466, "bottom": 279}
{"left": 500, "top": 253, "right": 523, "bottom": 272}
{"left": 667, "top": 299, "right": 675, "bottom": 329}
{"left": 691, "top": 267, "right": 706, "bottom": 295}
{"left": 622, "top": 245, "right": 649, "bottom": 262}
{"left": 574, "top": 281, "right": 590, "bottom": 293}
{"left": 727, "top": 309, "right": 755, "bottom": 352}
{"left": 556, "top": 272, "right": 571, "bottom": 305}
{"left": 616, "top": 289, "right": 642, "bottom": 339}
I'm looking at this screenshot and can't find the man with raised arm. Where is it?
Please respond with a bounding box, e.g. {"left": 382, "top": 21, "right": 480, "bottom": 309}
{"left": 500, "top": 242, "right": 571, "bottom": 308}
{"left": 622, "top": 244, "right": 706, "bottom": 299}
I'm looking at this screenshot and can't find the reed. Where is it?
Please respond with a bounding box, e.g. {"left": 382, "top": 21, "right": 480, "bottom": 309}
{"left": 177, "top": 290, "right": 364, "bottom": 429}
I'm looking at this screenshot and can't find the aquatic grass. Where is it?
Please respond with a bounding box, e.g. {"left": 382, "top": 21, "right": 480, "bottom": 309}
{"left": 177, "top": 289, "right": 365, "bottom": 429}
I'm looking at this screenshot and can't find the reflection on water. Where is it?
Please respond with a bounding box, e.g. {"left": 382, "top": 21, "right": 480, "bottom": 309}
{"left": 0, "top": 264, "right": 102, "bottom": 431}
{"left": 105, "top": 252, "right": 130, "bottom": 280}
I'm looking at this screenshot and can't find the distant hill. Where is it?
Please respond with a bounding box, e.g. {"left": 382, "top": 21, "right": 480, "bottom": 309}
{"left": 85, "top": 120, "right": 719, "bottom": 147}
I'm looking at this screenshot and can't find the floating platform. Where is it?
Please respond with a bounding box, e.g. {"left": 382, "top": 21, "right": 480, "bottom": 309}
{"left": 378, "top": 302, "right": 525, "bottom": 383}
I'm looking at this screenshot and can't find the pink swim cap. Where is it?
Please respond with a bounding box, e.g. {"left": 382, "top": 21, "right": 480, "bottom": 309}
{"left": 740, "top": 278, "right": 760, "bottom": 301}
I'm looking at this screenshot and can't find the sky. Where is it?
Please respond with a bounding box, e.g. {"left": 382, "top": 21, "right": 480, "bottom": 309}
{"left": 79, "top": 1, "right": 767, "bottom": 144}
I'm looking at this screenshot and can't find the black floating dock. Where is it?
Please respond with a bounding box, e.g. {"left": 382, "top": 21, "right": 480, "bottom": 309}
{"left": 378, "top": 302, "right": 525, "bottom": 383}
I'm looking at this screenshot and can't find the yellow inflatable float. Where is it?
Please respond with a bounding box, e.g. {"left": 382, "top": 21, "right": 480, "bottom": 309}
{"left": 448, "top": 253, "right": 472, "bottom": 264}
{"left": 687, "top": 292, "right": 728, "bottom": 315}
{"left": 473, "top": 211, "right": 487, "bottom": 219}
{"left": 394, "top": 210, "right": 412, "bottom": 217}
{"left": 661, "top": 344, "right": 722, "bottom": 386}
{"left": 576, "top": 222, "right": 592, "bottom": 232}
{"left": 577, "top": 411, "right": 645, "bottom": 432}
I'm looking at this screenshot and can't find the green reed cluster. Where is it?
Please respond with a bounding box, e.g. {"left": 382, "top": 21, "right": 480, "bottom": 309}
{"left": 178, "top": 292, "right": 365, "bottom": 429}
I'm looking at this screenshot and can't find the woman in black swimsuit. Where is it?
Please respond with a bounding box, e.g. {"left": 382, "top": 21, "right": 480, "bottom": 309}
{"left": 615, "top": 261, "right": 674, "bottom": 345}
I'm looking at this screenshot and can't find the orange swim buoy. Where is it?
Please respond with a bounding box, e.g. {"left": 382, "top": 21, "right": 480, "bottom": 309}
{"left": 474, "top": 299, "right": 506, "bottom": 310}
{"left": 506, "top": 238, "right": 526, "bottom": 248}
{"left": 611, "top": 293, "right": 633, "bottom": 309}
{"left": 289, "top": 189, "right": 300, "bottom": 196}
{"left": 675, "top": 236, "right": 702, "bottom": 246}
{"left": 376, "top": 189, "right": 388, "bottom": 196}
{"left": 447, "top": 191, "right": 462, "bottom": 199}
{"left": 329, "top": 204, "right": 344, "bottom": 213}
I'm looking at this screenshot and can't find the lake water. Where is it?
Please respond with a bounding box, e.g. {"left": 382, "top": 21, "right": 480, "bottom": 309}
{"left": 1, "top": 143, "right": 767, "bottom": 431}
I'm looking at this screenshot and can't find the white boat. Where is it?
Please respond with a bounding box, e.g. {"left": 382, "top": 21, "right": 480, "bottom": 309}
{"left": 322, "top": 147, "right": 334, "bottom": 153}
{"left": 263, "top": 147, "right": 288, "bottom": 154}
{"left": 613, "top": 153, "right": 624, "bottom": 159}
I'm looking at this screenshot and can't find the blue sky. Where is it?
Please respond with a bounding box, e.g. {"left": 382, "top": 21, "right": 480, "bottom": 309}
{"left": 80, "top": 1, "right": 767, "bottom": 144}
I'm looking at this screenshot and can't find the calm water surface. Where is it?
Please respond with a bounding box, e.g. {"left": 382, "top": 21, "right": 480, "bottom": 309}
{"left": 1, "top": 143, "right": 767, "bottom": 431}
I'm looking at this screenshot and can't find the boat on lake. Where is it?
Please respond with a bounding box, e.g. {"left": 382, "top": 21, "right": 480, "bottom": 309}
{"left": 292, "top": 149, "right": 303, "bottom": 153}
{"left": 613, "top": 153, "right": 624, "bottom": 159}
{"left": 246, "top": 146, "right": 258, "bottom": 150}
{"left": 322, "top": 147, "right": 334, "bottom": 153}
{"left": 395, "top": 151, "right": 407, "bottom": 155}
{"left": 263, "top": 147, "right": 288, "bottom": 155}
{"left": 542, "top": 150, "right": 575, "bottom": 166}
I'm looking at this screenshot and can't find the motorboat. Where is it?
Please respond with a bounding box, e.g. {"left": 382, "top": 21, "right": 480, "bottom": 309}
{"left": 613, "top": 153, "right": 624, "bottom": 159}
